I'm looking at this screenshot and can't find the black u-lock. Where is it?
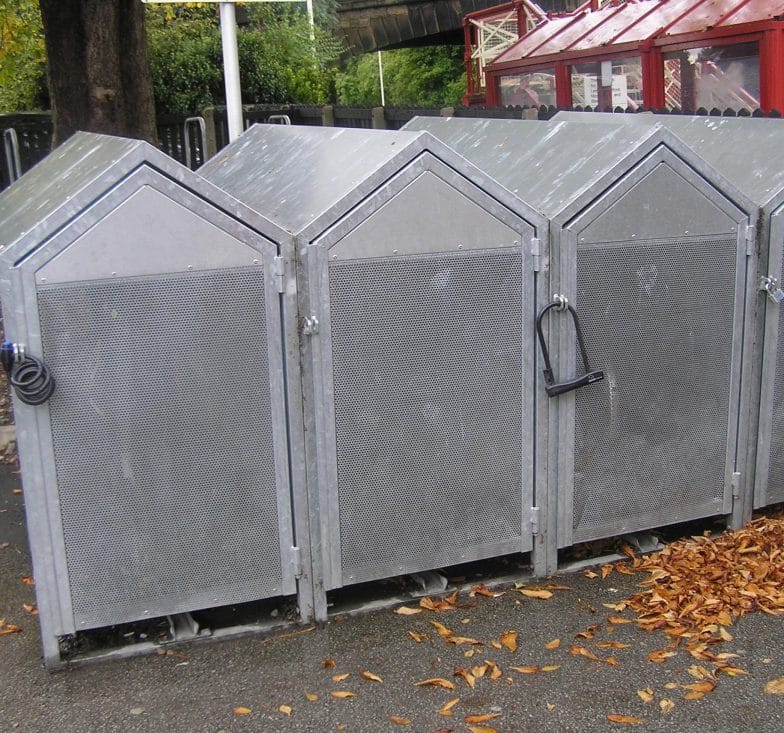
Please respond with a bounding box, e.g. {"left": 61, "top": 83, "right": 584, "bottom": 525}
{"left": 536, "top": 299, "right": 604, "bottom": 398}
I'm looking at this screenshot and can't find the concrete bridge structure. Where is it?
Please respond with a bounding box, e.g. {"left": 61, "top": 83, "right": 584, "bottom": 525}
{"left": 336, "top": 0, "right": 576, "bottom": 53}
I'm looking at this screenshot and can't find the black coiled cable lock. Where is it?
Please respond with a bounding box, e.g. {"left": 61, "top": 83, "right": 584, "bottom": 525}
{"left": 1, "top": 340, "right": 55, "bottom": 405}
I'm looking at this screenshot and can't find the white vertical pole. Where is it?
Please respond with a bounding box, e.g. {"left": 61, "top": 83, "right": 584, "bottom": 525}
{"left": 306, "top": 0, "right": 316, "bottom": 42}
{"left": 377, "top": 50, "right": 385, "bottom": 107}
{"left": 219, "top": 2, "right": 244, "bottom": 142}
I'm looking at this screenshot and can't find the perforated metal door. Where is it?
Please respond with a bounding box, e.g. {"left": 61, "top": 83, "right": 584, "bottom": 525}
{"left": 36, "top": 267, "right": 294, "bottom": 630}
{"left": 566, "top": 235, "right": 739, "bottom": 544}
{"left": 321, "top": 247, "right": 531, "bottom": 588}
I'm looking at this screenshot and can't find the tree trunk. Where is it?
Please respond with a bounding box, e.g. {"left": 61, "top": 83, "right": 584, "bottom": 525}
{"left": 38, "top": 0, "right": 157, "bottom": 145}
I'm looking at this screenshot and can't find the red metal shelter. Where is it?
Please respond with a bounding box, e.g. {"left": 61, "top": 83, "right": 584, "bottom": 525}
{"left": 464, "top": 0, "right": 784, "bottom": 112}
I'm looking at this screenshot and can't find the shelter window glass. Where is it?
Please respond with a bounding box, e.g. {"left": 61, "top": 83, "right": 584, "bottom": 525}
{"left": 499, "top": 69, "right": 557, "bottom": 107}
{"left": 570, "top": 57, "right": 643, "bottom": 109}
{"left": 663, "top": 42, "right": 760, "bottom": 111}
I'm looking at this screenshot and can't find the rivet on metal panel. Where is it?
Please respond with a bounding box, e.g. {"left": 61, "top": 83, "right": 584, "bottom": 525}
{"left": 393, "top": 249, "right": 399, "bottom": 254}
{"left": 110, "top": 272, "right": 116, "bottom": 277}
{"left": 457, "top": 244, "right": 463, "bottom": 249}
{"left": 40, "top": 278, "right": 47, "bottom": 283}
{"left": 253, "top": 259, "right": 259, "bottom": 265}
{"left": 187, "top": 265, "right": 193, "bottom": 271}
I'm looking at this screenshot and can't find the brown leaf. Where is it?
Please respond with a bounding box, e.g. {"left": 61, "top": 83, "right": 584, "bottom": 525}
{"left": 607, "top": 714, "right": 644, "bottom": 725}
{"left": 471, "top": 663, "right": 488, "bottom": 679}
{"left": 637, "top": 688, "right": 654, "bottom": 704}
{"left": 597, "top": 641, "right": 631, "bottom": 649}
{"left": 430, "top": 621, "right": 454, "bottom": 638}
{"left": 765, "top": 678, "right": 784, "bottom": 695}
{"left": 332, "top": 673, "right": 350, "bottom": 682}
{"left": 608, "top": 617, "right": 632, "bottom": 624}
{"left": 485, "top": 660, "right": 503, "bottom": 679}
{"left": 601, "top": 565, "right": 614, "bottom": 579}
{"left": 540, "top": 665, "right": 561, "bottom": 672}
{"left": 569, "top": 645, "right": 601, "bottom": 662}
{"left": 233, "top": 707, "right": 252, "bottom": 716}
{"left": 467, "top": 727, "right": 499, "bottom": 733}
{"left": 360, "top": 670, "right": 382, "bottom": 683}
{"left": 545, "top": 638, "right": 561, "bottom": 650}
{"left": 323, "top": 658, "right": 336, "bottom": 668}
{"left": 659, "top": 699, "right": 675, "bottom": 715}
{"left": 0, "top": 619, "right": 22, "bottom": 636}
{"left": 454, "top": 668, "right": 476, "bottom": 689}
{"left": 388, "top": 715, "right": 411, "bottom": 725}
{"left": 22, "top": 604, "right": 38, "bottom": 616}
{"left": 499, "top": 630, "right": 518, "bottom": 652}
{"left": 584, "top": 570, "right": 599, "bottom": 579}
{"left": 20, "top": 577, "right": 34, "bottom": 586}
{"left": 681, "top": 680, "right": 716, "bottom": 696}
{"left": 510, "top": 665, "right": 538, "bottom": 674}
{"left": 395, "top": 606, "right": 422, "bottom": 616}
{"left": 330, "top": 691, "right": 356, "bottom": 699}
{"left": 408, "top": 630, "right": 426, "bottom": 643}
{"left": 416, "top": 678, "right": 455, "bottom": 690}
{"left": 304, "top": 692, "right": 319, "bottom": 702}
{"left": 279, "top": 705, "right": 292, "bottom": 716}
{"left": 470, "top": 583, "right": 504, "bottom": 598}
{"left": 518, "top": 588, "right": 553, "bottom": 600}
{"left": 647, "top": 650, "right": 677, "bottom": 664}
{"left": 464, "top": 713, "right": 501, "bottom": 724}
{"left": 446, "top": 635, "right": 483, "bottom": 646}
{"left": 438, "top": 697, "right": 460, "bottom": 717}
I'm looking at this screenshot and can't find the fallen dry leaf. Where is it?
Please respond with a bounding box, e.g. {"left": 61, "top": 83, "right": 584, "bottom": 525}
{"left": 0, "top": 619, "right": 22, "bottom": 636}
{"left": 659, "top": 698, "right": 675, "bottom": 714}
{"left": 22, "top": 604, "right": 38, "bottom": 616}
{"left": 446, "top": 635, "right": 483, "bottom": 646}
{"left": 597, "top": 641, "right": 631, "bottom": 649}
{"left": 485, "top": 660, "right": 503, "bottom": 679}
{"left": 510, "top": 665, "right": 538, "bottom": 674}
{"left": 470, "top": 583, "right": 504, "bottom": 599}
{"left": 279, "top": 705, "right": 292, "bottom": 716}
{"left": 305, "top": 692, "right": 319, "bottom": 702}
{"left": 546, "top": 703, "right": 556, "bottom": 711}
{"left": 233, "top": 707, "right": 252, "bottom": 716}
{"left": 647, "top": 650, "right": 677, "bottom": 664}
{"left": 569, "top": 645, "right": 601, "bottom": 662}
{"left": 408, "top": 630, "right": 426, "bottom": 643}
{"left": 765, "top": 678, "right": 784, "bottom": 695}
{"left": 430, "top": 621, "right": 454, "bottom": 638}
{"left": 601, "top": 565, "right": 614, "bottom": 579}
{"left": 454, "top": 668, "right": 476, "bottom": 689}
{"left": 467, "top": 727, "right": 499, "bottom": 733}
{"left": 607, "top": 714, "right": 644, "bottom": 725}
{"left": 416, "top": 678, "right": 455, "bottom": 690}
{"left": 330, "top": 691, "right": 356, "bottom": 699}
{"left": 471, "top": 663, "right": 488, "bottom": 679}
{"left": 465, "top": 713, "right": 501, "bottom": 724}
{"left": 517, "top": 588, "right": 553, "bottom": 600}
{"left": 499, "top": 630, "right": 518, "bottom": 652}
{"left": 541, "top": 665, "right": 561, "bottom": 672}
{"left": 323, "top": 658, "right": 336, "bottom": 668}
{"left": 545, "top": 638, "right": 561, "bottom": 650}
{"left": 394, "top": 606, "right": 422, "bottom": 616}
{"left": 20, "top": 577, "right": 34, "bottom": 586}
{"left": 360, "top": 670, "right": 382, "bottom": 683}
{"left": 608, "top": 617, "right": 632, "bottom": 624}
{"left": 584, "top": 570, "right": 599, "bottom": 579}
{"left": 388, "top": 715, "right": 411, "bottom": 725}
{"left": 637, "top": 688, "right": 654, "bottom": 704}
{"left": 332, "top": 673, "right": 350, "bottom": 682}
{"left": 438, "top": 698, "right": 460, "bottom": 717}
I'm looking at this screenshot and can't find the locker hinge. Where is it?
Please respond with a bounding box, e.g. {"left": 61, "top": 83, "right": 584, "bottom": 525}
{"left": 530, "top": 506, "right": 540, "bottom": 536}
{"left": 272, "top": 255, "right": 285, "bottom": 293}
{"left": 302, "top": 316, "right": 319, "bottom": 336}
{"left": 291, "top": 546, "right": 303, "bottom": 579}
{"left": 531, "top": 238, "right": 541, "bottom": 272}
{"left": 745, "top": 225, "right": 756, "bottom": 256}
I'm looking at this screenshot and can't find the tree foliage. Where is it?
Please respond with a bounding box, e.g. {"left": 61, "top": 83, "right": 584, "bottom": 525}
{"left": 336, "top": 46, "right": 466, "bottom": 107}
{"left": 0, "top": 0, "right": 47, "bottom": 112}
{"left": 146, "top": 4, "right": 344, "bottom": 115}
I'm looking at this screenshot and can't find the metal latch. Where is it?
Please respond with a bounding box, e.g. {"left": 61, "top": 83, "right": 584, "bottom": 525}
{"left": 302, "top": 316, "right": 319, "bottom": 335}
{"left": 536, "top": 295, "right": 604, "bottom": 398}
{"left": 760, "top": 275, "right": 784, "bottom": 304}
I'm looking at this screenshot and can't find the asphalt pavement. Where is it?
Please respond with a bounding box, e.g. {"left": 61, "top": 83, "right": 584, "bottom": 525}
{"left": 1, "top": 465, "right": 783, "bottom": 733}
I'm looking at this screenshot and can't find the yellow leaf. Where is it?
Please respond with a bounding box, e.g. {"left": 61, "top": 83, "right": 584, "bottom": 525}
{"left": 637, "top": 688, "right": 654, "bottom": 704}
{"left": 438, "top": 697, "right": 460, "bottom": 717}
{"left": 332, "top": 673, "right": 350, "bottom": 682}
{"left": 464, "top": 649, "right": 476, "bottom": 658}
{"left": 430, "top": 621, "right": 454, "bottom": 638}
{"left": 500, "top": 630, "right": 518, "bottom": 652}
{"left": 601, "top": 565, "right": 613, "bottom": 579}
{"left": 546, "top": 703, "right": 556, "bottom": 711}
{"left": 415, "top": 678, "right": 455, "bottom": 690}
{"left": 305, "top": 692, "right": 319, "bottom": 702}
{"left": 485, "top": 660, "right": 503, "bottom": 679}
{"left": 659, "top": 698, "right": 675, "bottom": 714}
{"left": 511, "top": 665, "right": 538, "bottom": 674}
{"left": 719, "top": 626, "right": 733, "bottom": 642}
{"left": 490, "top": 641, "right": 502, "bottom": 650}
{"left": 545, "top": 638, "right": 561, "bottom": 650}
{"left": 330, "top": 691, "right": 356, "bottom": 699}
{"left": 467, "top": 727, "right": 499, "bottom": 733}
{"left": 584, "top": 570, "right": 598, "bottom": 579}
{"left": 540, "top": 665, "right": 561, "bottom": 672}
{"left": 454, "top": 668, "right": 476, "bottom": 689}
{"left": 608, "top": 617, "right": 632, "bottom": 624}
{"left": 570, "top": 645, "right": 601, "bottom": 662}
{"left": 465, "top": 713, "right": 501, "bottom": 723}
{"left": 394, "top": 606, "right": 422, "bottom": 616}
{"left": 664, "top": 682, "right": 679, "bottom": 690}
{"left": 647, "top": 650, "right": 677, "bottom": 664}
{"left": 388, "top": 715, "right": 411, "bottom": 725}
{"left": 471, "top": 663, "right": 488, "bottom": 679}
{"left": 279, "top": 705, "right": 292, "bottom": 716}
{"left": 607, "top": 714, "right": 644, "bottom": 725}
{"left": 408, "top": 630, "right": 426, "bottom": 643}
{"left": 360, "top": 670, "right": 382, "bottom": 683}
{"left": 719, "top": 666, "right": 749, "bottom": 677}
{"left": 598, "top": 641, "right": 631, "bottom": 649}
{"left": 518, "top": 588, "right": 553, "bottom": 600}
{"left": 447, "top": 635, "right": 483, "bottom": 646}
{"left": 233, "top": 707, "right": 252, "bottom": 716}
{"left": 765, "top": 678, "right": 784, "bottom": 695}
